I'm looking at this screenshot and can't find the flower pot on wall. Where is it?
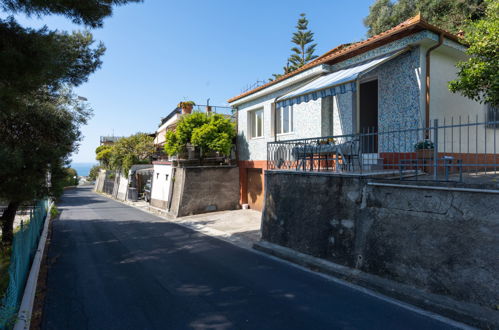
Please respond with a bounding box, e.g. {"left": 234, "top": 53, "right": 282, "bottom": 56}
{"left": 182, "top": 105, "right": 193, "bottom": 114}
{"left": 178, "top": 101, "right": 195, "bottom": 115}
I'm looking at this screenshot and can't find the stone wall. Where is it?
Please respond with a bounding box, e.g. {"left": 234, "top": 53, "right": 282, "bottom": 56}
{"left": 262, "top": 171, "right": 499, "bottom": 310}
{"left": 169, "top": 166, "right": 240, "bottom": 217}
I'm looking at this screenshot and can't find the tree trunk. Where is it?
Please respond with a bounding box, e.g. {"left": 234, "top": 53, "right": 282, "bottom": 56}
{"left": 1, "top": 201, "right": 20, "bottom": 246}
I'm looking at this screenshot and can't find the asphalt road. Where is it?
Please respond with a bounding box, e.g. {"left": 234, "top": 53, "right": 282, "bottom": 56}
{"left": 42, "top": 186, "right": 462, "bottom": 330}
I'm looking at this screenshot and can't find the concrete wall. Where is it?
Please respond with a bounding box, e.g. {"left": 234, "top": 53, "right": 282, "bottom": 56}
{"left": 115, "top": 173, "right": 129, "bottom": 201}
{"left": 169, "top": 166, "right": 239, "bottom": 217}
{"left": 150, "top": 164, "right": 173, "bottom": 209}
{"left": 94, "top": 169, "right": 106, "bottom": 192}
{"left": 262, "top": 171, "right": 499, "bottom": 310}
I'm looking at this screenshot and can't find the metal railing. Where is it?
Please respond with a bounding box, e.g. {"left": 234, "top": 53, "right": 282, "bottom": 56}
{"left": 267, "top": 116, "right": 499, "bottom": 182}
{"left": 0, "top": 200, "right": 49, "bottom": 328}
{"left": 191, "top": 105, "right": 235, "bottom": 118}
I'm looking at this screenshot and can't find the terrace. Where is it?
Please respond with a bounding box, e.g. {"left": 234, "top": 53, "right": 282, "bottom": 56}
{"left": 267, "top": 116, "right": 499, "bottom": 184}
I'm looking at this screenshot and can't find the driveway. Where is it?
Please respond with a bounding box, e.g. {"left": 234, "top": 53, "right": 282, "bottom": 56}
{"left": 42, "top": 186, "right": 463, "bottom": 329}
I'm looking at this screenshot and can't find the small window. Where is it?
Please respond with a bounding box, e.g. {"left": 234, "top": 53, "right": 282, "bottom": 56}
{"left": 276, "top": 105, "right": 293, "bottom": 134}
{"left": 165, "top": 174, "right": 169, "bottom": 181}
{"left": 486, "top": 104, "right": 499, "bottom": 128}
{"left": 249, "top": 109, "right": 264, "bottom": 138}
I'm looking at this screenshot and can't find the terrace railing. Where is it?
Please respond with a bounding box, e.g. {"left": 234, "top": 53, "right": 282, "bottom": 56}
{"left": 267, "top": 116, "right": 499, "bottom": 182}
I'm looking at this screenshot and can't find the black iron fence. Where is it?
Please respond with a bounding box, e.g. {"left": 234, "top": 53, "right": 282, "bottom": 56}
{"left": 267, "top": 116, "right": 499, "bottom": 182}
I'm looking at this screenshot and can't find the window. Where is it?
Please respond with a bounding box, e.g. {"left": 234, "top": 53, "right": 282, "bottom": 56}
{"left": 276, "top": 105, "right": 293, "bottom": 134}
{"left": 486, "top": 104, "right": 499, "bottom": 128}
{"left": 249, "top": 109, "right": 264, "bottom": 138}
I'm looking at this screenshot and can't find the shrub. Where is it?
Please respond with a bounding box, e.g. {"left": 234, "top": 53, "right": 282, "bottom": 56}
{"left": 414, "top": 139, "right": 434, "bottom": 150}
{"left": 164, "top": 112, "right": 235, "bottom": 156}
{"left": 50, "top": 205, "right": 59, "bottom": 218}
{"left": 88, "top": 165, "right": 102, "bottom": 181}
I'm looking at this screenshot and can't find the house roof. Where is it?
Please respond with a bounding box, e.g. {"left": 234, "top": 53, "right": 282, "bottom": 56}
{"left": 160, "top": 107, "right": 181, "bottom": 126}
{"left": 227, "top": 14, "right": 462, "bottom": 104}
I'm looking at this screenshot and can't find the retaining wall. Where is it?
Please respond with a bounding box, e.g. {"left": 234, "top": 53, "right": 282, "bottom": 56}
{"left": 262, "top": 171, "right": 499, "bottom": 311}
{"left": 170, "top": 166, "right": 240, "bottom": 217}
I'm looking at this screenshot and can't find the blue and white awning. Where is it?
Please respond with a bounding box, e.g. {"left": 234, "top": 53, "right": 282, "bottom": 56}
{"left": 276, "top": 49, "right": 409, "bottom": 108}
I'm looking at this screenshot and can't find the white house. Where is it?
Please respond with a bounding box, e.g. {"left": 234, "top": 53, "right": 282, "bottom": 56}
{"left": 228, "top": 15, "right": 495, "bottom": 211}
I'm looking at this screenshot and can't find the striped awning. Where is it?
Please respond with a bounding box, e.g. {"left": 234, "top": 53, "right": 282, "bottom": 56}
{"left": 276, "top": 48, "right": 409, "bottom": 108}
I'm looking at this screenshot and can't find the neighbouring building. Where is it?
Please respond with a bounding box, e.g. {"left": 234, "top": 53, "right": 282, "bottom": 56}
{"left": 228, "top": 14, "right": 495, "bottom": 211}
{"left": 148, "top": 105, "right": 239, "bottom": 216}
{"left": 100, "top": 136, "right": 123, "bottom": 146}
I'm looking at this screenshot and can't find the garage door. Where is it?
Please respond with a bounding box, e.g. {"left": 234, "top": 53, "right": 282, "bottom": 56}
{"left": 247, "top": 168, "right": 264, "bottom": 211}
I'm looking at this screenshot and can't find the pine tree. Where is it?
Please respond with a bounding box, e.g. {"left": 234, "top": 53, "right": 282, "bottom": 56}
{"left": 269, "top": 13, "right": 318, "bottom": 81}
{"left": 288, "top": 13, "right": 318, "bottom": 71}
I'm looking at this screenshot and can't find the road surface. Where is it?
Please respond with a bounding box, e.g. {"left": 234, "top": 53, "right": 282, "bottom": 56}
{"left": 42, "top": 187, "right": 462, "bottom": 329}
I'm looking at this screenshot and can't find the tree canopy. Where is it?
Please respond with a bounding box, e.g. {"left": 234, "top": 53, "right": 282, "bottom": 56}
{"left": 0, "top": 89, "right": 91, "bottom": 243}
{"left": 1, "top": 0, "right": 142, "bottom": 28}
{"left": 0, "top": 0, "right": 139, "bottom": 246}
{"left": 449, "top": 0, "right": 499, "bottom": 107}
{"left": 164, "top": 112, "right": 236, "bottom": 157}
{"left": 364, "top": 0, "right": 486, "bottom": 37}
{"left": 109, "top": 133, "right": 155, "bottom": 175}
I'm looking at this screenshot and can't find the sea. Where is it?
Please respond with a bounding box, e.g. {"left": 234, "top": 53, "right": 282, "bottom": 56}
{"left": 71, "top": 162, "right": 97, "bottom": 177}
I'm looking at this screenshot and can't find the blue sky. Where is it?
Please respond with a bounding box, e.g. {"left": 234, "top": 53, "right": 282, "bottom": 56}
{"left": 8, "top": 0, "right": 375, "bottom": 162}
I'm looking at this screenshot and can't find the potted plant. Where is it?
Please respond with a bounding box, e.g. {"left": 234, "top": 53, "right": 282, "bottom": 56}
{"left": 318, "top": 138, "right": 335, "bottom": 145}
{"left": 414, "top": 139, "right": 434, "bottom": 159}
{"left": 178, "top": 101, "right": 196, "bottom": 114}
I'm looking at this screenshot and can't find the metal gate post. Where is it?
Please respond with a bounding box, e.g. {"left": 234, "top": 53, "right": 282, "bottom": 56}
{"left": 433, "top": 119, "right": 439, "bottom": 180}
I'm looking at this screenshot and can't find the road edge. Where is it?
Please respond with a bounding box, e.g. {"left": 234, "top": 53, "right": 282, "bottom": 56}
{"left": 13, "top": 201, "right": 53, "bottom": 330}
{"left": 254, "top": 240, "right": 498, "bottom": 330}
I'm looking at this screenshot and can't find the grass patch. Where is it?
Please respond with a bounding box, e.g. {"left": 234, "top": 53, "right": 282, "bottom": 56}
{"left": 50, "top": 205, "right": 59, "bottom": 218}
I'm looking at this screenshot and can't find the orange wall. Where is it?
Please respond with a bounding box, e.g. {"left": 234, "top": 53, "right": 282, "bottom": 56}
{"left": 238, "top": 160, "right": 267, "bottom": 205}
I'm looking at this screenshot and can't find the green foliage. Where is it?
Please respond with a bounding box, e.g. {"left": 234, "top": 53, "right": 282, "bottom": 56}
{"left": 109, "top": 133, "right": 155, "bottom": 175}
{"left": 0, "top": 0, "right": 138, "bottom": 247}
{"left": 0, "top": 88, "right": 91, "bottom": 203}
{"left": 0, "top": 19, "right": 105, "bottom": 116}
{"left": 270, "top": 13, "right": 317, "bottom": 80}
{"left": 88, "top": 165, "right": 102, "bottom": 181}
{"left": 164, "top": 112, "right": 235, "bottom": 156}
{"left": 191, "top": 114, "right": 236, "bottom": 155}
{"left": 449, "top": 0, "right": 499, "bottom": 106}
{"left": 414, "top": 139, "right": 435, "bottom": 150}
{"left": 164, "top": 130, "right": 181, "bottom": 156}
{"left": 50, "top": 205, "right": 59, "bottom": 218}
{"left": 95, "top": 145, "right": 113, "bottom": 167}
{"left": 0, "top": 0, "right": 142, "bottom": 28}
{"left": 364, "top": 0, "right": 486, "bottom": 37}
{"left": 164, "top": 112, "right": 209, "bottom": 155}
{"left": 288, "top": 13, "right": 318, "bottom": 71}
{"left": 61, "top": 168, "right": 78, "bottom": 186}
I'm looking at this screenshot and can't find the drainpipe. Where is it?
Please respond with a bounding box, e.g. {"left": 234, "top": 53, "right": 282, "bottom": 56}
{"left": 425, "top": 33, "right": 444, "bottom": 137}
{"left": 273, "top": 97, "right": 279, "bottom": 142}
